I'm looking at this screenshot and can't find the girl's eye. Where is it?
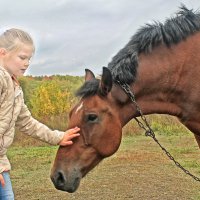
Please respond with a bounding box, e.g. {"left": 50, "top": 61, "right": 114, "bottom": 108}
{"left": 19, "top": 56, "right": 26, "bottom": 60}
{"left": 19, "top": 56, "right": 32, "bottom": 62}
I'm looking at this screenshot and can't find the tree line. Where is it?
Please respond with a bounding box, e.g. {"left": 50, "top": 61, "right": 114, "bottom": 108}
{"left": 19, "top": 75, "right": 84, "bottom": 130}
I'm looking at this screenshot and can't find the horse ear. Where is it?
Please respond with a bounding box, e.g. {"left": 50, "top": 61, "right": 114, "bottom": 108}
{"left": 99, "top": 67, "right": 112, "bottom": 96}
{"left": 85, "top": 69, "right": 95, "bottom": 82}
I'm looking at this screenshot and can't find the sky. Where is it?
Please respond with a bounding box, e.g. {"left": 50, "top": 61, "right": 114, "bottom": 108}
{"left": 0, "top": 0, "right": 200, "bottom": 77}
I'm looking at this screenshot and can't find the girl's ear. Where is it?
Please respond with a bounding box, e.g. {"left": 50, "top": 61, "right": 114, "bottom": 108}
{"left": 0, "top": 48, "right": 7, "bottom": 56}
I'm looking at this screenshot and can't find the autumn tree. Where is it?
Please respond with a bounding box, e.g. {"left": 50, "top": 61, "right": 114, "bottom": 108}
{"left": 30, "top": 80, "right": 74, "bottom": 119}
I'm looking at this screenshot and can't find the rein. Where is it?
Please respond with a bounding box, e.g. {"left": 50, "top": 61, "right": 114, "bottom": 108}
{"left": 117, "top": 80, "right": 200, "bottom": 182}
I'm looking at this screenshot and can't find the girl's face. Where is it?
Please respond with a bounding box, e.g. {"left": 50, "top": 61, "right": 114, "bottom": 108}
{"left": 3, "top": 43, "right": 34, "bottom": 77}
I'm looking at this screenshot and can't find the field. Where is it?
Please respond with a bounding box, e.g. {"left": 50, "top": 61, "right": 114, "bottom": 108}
{"left": 9, "top": 133, "right": 200, "bottom": 200}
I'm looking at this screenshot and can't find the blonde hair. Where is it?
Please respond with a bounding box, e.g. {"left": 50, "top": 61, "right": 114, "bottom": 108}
{"left": 0, "top": 28, "right": 35, "bottom": 52}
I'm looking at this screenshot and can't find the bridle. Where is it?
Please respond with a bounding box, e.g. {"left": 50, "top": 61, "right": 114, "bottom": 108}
{"left": 117, "top": 80, "right": 200, "bottom": 182}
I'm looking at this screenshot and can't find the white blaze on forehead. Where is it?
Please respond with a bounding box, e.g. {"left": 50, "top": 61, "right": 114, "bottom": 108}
{"left": 75, "top": 102, "right": 83, "bottom": 114}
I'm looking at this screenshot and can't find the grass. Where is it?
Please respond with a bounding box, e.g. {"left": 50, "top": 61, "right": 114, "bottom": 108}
{"left": 8, "top": 133, "right": 200, "bottom": 200}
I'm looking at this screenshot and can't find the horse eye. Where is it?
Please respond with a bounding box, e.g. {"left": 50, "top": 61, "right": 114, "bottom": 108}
{"left": 86, "top": 114, "right": 98, "bottom": 123}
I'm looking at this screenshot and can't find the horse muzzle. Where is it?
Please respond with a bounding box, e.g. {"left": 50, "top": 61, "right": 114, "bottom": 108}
{"left": 50, "top": 169, "right": 82, "bottom": 193}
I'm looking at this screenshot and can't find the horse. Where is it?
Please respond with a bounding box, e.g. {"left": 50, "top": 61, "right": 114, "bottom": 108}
{"left": 51, "top": 6, "right": 200, "bottom": 193}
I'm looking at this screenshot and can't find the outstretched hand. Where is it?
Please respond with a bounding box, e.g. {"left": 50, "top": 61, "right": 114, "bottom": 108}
{"left": 59, "top": 127, "right": 80, "bottom": 146}
{"left": 0, "top": 173, "right": 5, "bottom": 187}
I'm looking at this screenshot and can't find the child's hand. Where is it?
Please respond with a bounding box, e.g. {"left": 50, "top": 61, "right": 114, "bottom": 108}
{"left": 59, "top": 127, "right": 80, "bottom": 146}
{"left": 0, "top": 173, "right": 5, "bottom": 187}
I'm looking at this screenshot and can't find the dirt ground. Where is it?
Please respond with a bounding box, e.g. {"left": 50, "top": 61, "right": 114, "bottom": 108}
{"left": 12, "top": 135, "right": 200, "bottom": 200}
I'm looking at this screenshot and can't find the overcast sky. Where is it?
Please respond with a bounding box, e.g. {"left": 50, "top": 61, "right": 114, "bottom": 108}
{"left": 0, "top": 0, "right": 199, "bottom": 76}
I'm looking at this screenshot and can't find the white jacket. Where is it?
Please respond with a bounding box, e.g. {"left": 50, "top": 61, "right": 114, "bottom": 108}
{"left": 0, "top": 66, "right": 64, "bottom": 173}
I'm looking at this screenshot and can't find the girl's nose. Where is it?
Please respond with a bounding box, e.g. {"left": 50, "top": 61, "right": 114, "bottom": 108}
{"left": 24, "top": 59, "right": 30, "bottom": 66}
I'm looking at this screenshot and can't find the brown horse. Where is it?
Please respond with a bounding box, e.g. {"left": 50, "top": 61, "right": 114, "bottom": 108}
{"left": 51, "top": 6, "right": 200, "bottom": 192}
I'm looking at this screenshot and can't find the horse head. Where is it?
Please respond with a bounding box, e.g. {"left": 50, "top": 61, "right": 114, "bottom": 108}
{"left": 51, "top": 67, "right": 122, "bottom": 192}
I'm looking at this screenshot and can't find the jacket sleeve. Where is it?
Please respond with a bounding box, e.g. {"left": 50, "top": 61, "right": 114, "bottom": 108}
{"left": 0, "top": 78, "right": 2, "bottom": 97}
{"left": 0, "top": 72, "right": 10, "bottom": 136}
{"left": 15, "top": 103, "right": 65, "bottom": 145}
{"left": 0, "top": 72, "right": 4, "bottom": 104}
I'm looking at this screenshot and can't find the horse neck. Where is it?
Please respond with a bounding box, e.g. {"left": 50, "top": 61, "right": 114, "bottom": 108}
{"left": 112, "top": 33, "right": 200, "bottom": 126}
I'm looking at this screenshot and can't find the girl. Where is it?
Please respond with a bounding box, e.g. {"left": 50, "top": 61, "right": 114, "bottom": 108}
{"left": 0, "top": 28, "right": 80, "bottom": 199}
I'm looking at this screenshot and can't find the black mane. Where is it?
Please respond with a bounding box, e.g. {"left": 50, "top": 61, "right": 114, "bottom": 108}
{"left": 76, "top": 79, "right": 100, "bottom": 97}
{"left": 108, "top": 5, "right": 200, "bottom": 84}
{"left": 77, "top": 5, "right": 200, "bottom": 97}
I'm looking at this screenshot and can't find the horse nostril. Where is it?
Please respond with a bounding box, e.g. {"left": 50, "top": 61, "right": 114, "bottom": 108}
{"left": 56, "top": 171, "right": 66, "bottom": 187}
